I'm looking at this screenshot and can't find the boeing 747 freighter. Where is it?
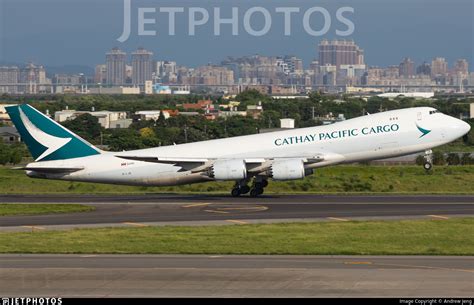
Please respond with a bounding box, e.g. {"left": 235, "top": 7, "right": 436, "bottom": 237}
{"left": 6, "top": 104, "right": 470, "bottom": 197}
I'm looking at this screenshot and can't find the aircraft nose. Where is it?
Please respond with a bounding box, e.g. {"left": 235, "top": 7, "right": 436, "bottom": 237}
{"left": 459, "top": 119, "right": 471, "bottom": 136}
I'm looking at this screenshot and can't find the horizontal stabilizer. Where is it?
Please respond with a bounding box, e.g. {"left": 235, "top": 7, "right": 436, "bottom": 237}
{"left": 13, "top": 166, "right": 84, "bottom": 174}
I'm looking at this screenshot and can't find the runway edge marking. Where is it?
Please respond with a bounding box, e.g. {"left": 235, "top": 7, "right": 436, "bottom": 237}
{"left": 427, "top": 215, "right": 450, "bottom": 220}
{"left": 182, "top": 203, "right": 212, "bottom": 208}
{"left": 327, "top": 217, "right": 350, "bottom": 222}
{"left": 122, "top": 222, "right": 149, "bottom": 227}
{"left": 226, "top": 220, "right": 248, "bottom": 225}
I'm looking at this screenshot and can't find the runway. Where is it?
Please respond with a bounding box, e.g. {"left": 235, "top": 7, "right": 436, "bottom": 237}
{"left": 0, "top": 195, "right": 473, "bottom": 230}
{"left": 1, "top": 255, "right": 472, "bottom": 297}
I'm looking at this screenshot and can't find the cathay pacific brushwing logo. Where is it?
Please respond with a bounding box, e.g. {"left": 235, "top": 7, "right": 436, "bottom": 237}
{"left": 19, "top": 107, "right": 72, "bottom": 161}
{"left": 416, "top": 123, "right": 431, "bottom": 138}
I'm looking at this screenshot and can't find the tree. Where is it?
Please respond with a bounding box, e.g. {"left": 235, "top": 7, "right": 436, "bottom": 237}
{"left": 157, "top": 110, "right": 167, "bottom": 126}
{"left": 62, "top": 114, "right": 102, "bottom": 143}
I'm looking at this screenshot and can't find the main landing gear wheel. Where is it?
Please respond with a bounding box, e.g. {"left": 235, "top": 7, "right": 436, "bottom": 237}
{"left": 250, "top": 188, "right": 263, "bottom": 197}
{"left": 231, "top": 188, "right": 241, "bottom": 197}
{"left": 249, "top": 179, "right": 268, "bottom": 197}
{"left": 240, "top": 185, "right": 251, "bottom": 194}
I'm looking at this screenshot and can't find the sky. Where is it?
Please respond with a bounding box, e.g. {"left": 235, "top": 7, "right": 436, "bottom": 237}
{"left": 0, "top": 0, "right": 473, "bottom": 70}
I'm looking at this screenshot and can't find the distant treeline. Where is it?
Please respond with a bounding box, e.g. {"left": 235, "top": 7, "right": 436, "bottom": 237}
{"left": 0, "top": 90, "right": 473, "bottom": 156}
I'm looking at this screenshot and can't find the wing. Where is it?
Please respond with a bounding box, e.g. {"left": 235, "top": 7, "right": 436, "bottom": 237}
{"left": 116, "top": 152, "right": 345, "bottom": 174}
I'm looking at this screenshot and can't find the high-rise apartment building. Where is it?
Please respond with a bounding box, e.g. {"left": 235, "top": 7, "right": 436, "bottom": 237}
{"left": 131, "top": 48, "right": 153, "bottom": 85}
{"left": 399, "top": 57, "right": 415, "bottom": 78}
{"left": 454, "top": 59, "right": 469, "bottom": 75}
{"left": 431, "top": 57, "right": 448, "bottom": 77}
{"left": 106, "top": 48, "right": 127, "bottom": 85}
{"left": 94, "top": 64, "right": 107, "bottom": 84}
{"left": 0, "top": 66, "right": 19, "bottom": 93}
{"left": 20, "top": 63, "right": 49, "bottom": 94}
{"left": 318, "top": 40, "right": 364, "bottom": 69}
{"left": 416, "top": 62, "right": 431, "bottom": 76}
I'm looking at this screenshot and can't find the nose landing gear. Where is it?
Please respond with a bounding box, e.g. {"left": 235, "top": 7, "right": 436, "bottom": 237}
{"left": 423, "top": 150, "right": 433, "bottom": 171}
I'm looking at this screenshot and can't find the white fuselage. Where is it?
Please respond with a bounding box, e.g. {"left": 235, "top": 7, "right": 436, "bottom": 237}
{"left": 27, "top": 107, "right": 470, "bottom": 186}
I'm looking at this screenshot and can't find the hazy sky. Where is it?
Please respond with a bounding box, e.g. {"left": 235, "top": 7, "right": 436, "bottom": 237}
{"left": 0, "top": 0, "right": 472, "bottom": 69}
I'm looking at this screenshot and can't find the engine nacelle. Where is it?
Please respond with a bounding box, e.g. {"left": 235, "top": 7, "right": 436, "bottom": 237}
{"left": 270, "top": 159, "right": 312, "bottom": 181}
{"left": 209, "top": 159, "right": 247, "bottom": 181}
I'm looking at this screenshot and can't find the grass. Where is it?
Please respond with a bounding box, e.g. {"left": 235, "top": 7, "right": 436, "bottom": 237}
{"left": 1, "top": 165, "right": 474, "bottom": 195}
{"left": 0, "top": 218, "right": 472, "bottom": 255}
{"left": 0, "top": 204, "right": 95, "bottom": 216}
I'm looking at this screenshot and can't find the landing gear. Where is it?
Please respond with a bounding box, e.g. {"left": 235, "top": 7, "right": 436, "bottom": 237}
{"left": 231, "top": 187, "right": 241, "bottom": 197}
{"left": 249, "top": 178, "right": 268, "bottom": 197}
{"left": 231, "top": 178, "right": 268, "bottom": 197}
{"left": 240, "top": 185, "right": 251, "bottom": 194}
{"left": 231, "top": 180, "right": 251, "bottom": 197}
{"left": 250, "top": 188, "right": 262, "bottom": 197}
{"left": 423, "top": 149, "right": 433, "bottom": 172}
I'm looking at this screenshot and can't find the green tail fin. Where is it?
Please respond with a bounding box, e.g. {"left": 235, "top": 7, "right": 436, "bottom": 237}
{"left": 6, "top": 104, "right": 101, "bottom": 161}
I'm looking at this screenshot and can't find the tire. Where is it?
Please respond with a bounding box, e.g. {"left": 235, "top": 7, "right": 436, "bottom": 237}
{"left": 423, "top": 162, "right": 432, "bottom": 171}
{"left": 250, "top": 188, "right": 260, "bottom": 197}
{"left": 240, "top": 185, "right": 250, "bottom": 194}
{"left": 261, "top": 180, "right": 269, "bottom": 188}
{"left": 231, "top": 188, "right": 241, "bottom": 197}
{"left": 257, "top": 188, "right": 264, "bottom": 195}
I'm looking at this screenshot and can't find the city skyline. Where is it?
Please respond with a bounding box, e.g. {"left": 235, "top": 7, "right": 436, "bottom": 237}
{"left": 1, "top": 40, "right": 473, "bottom": 96}
{"left": 0, "top": 0, "right": 472, "bottom": 69}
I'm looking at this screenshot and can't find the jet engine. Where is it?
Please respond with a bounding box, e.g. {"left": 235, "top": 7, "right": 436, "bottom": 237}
{"left": 270, "top": 159, "right": 313, "bottom": 181}
{"left": 209, "top": 159, "right": 247, "bottom": 181}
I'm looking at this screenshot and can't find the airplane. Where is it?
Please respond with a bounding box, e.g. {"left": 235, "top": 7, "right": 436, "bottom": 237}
{"left": 6, "top": 104, "right": 471, "bottom": 197}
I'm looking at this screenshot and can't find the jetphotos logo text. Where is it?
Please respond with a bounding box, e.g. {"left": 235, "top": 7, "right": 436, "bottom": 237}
{"left": 118, "top": 0, "right": 355, "bottom": 42}
{"left": 274, "top": 124, "right": 400, "bottom": 147}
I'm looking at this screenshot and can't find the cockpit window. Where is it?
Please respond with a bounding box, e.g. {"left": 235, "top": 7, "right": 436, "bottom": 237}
{"left": 429, "top": 110, "right": 440, "bottom": 115}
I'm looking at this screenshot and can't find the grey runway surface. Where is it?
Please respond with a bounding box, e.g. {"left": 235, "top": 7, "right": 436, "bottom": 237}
{"left": 0, "top": 194, "right": 473, "bottom": 229}
{"left": 1, "top": 255, "right": 473, "bottom": 297}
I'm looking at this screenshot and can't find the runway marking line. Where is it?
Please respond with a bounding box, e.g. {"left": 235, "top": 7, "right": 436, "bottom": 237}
{"left": 344, "top": 261, "right": 373, "bottom": 265}
{"left": 182, "top": 203, "right": 212, "bottom": 208}
{"left": 427, "top": 215, "right": 450, "bottom": 220}
{"left": 122, "top": 222, "right": 149, "bottom": 227}
{"left": 226, "top": 220, "right": 248, "bottom": 225}
{"left": 373, "top": 263, "right": 474, "bottom": 274}
{"left": 327, "top": 217, "right": 350, "bottom": 222}
{"left": 219, "top": 206, "right": 268, "bottom": 212}
{"left": 204, "top": 209, "right": 229, "bottom": 214}
{"left": 21, "top": 226, "right": 45, "bottom": 230}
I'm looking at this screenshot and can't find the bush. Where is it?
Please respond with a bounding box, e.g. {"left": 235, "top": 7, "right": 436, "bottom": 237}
{"left": 461, "top": 153, "right": 473, "bottom": 165}
{"left": 446, "top": 153, "right": 461, "bottom": 166}
{"left": 415, "top": 155, "right": 425, "bottom": 166}
{"left": 432, "top": 151, "right": 446, "bottom": 165}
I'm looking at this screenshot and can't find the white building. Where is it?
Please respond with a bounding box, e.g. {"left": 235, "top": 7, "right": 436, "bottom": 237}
{"left": 136, "top": 111, "right": 171, "bottom": 121}
{"left": 377, "top": 92, "right": 435, "bottom": 99}
{"left": 88, "top": 87, "right": 140, "bottom": 95}
{"left": 0, "top": 104, "right": 17, "bottom": 121}
{"left": 280, "top": 118, "right": 295, "bottom": 129}
{"left": 54, "top": 110, "right": 128, "bottom": 129}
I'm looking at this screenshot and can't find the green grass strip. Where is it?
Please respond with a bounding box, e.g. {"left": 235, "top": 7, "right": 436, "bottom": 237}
{"left": 0, "top": 218, "right": 472, "bottom": 255}
{"left": 0, "top": 204, "right": 95, "bottom": 216}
